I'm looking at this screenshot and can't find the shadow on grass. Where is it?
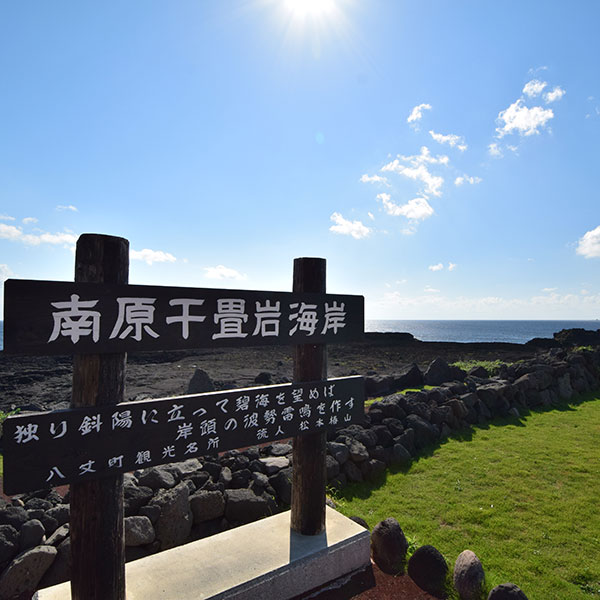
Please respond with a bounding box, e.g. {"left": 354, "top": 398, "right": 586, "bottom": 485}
{"left": 335, "top": 389, "right": 600, "bottom": 503}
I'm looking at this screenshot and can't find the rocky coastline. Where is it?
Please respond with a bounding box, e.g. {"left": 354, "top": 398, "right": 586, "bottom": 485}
{"left": 0, "top": 328, "right": 599, "bottom": 597}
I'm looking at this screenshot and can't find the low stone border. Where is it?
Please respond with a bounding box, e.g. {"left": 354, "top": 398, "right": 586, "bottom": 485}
{"left": 0, "top": 346, "right": 599, "bottom": 597}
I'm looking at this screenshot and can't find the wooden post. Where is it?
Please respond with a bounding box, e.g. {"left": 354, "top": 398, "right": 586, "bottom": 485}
{"left": 290, "top": 257, "right": 328, "bottom": 535}
{"left": 70, "top": 234, "right": 128, "bottom": 600}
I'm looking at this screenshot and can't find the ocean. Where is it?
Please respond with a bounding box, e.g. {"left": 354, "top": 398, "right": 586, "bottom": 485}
{"left": 1, "top": 320, "right": 598, "bottom": 351}
{"left": 366, "top": 320, "right": 600, "bottom": 344}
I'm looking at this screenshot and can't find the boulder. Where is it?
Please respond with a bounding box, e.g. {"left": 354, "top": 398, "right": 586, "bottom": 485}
{"left": 487, "top": 582, "right": 529, "bottom": 599}
{"left": 391, "top": 443, "right": 412, "bottom": 467}
{"left": 189, "top": 490, "right": 226, "bottom": 523}
{"left": 39, "top": 538, "right": 70, "bottom": 588}
{"left": 0, "top": 506, "right": 29, "bottom": 530}
{"left": 125, "top": 516, "right": 156, "bottom": 546}
{"left": 150, "top": 482, "right": 193, "bottom": 551}
{"left": 254, "top": 372, "right": 272, "bottom": 385}
{"left": 18, "top": 519, "right": 46, "bottom": 552}
{"left": 405, "top": 414, "right": 437, "bottom": 449}
{"left": 557, "top": 374, "right": 573, "bottom": 400}
{"left": 408, "top": 545, "right": 448, "bottom": 598}
{"left": 425, "top": 357, "right": 466, "bottom": 386}
{"left": 348, "top": 439, "right": 369, "bottom": 462}
{"left": 269, "top": 443, "right": 292, "bottom": 456}
{"left": 0, "top": 545, "right": 57, "bottom": 598}
{"left": 269, "top": 467, "right": 292, "bottom": 505}
{"left": 46, "top": 505, "right": 69, "bottom": 528}
{"left": 370, "top": 517, "right": 408, "bottom": 574}
{"left": 327, "top": 442, "right": 350, "bottom": 465}
{"left": 225, "top": 489, "right": 272, "bottom": 524}
{"left": 326, "top": 455, "right": 340, "bottom": 480}
{"left": 0, "top": 524, "right": 19, "bottom": 564}
{"left": 259, "top": 456, "right": 290, "bottom": 475}
{"left": 395, "top": 363, "right": 424, "bottom": 390}
{"left": 187, "top": 368, "right": 215, "bottom": 393}
{"left": 124, "top": 483, "right": 154, "bottom": 517}
{"left": 453, "top": 549, "right": 485, "bottom": 600}
{"left": 137, "top": 466, "right": 177, "bottom": 490}
{"left": 342, "top": 460, "right": 363, "bottom": 482}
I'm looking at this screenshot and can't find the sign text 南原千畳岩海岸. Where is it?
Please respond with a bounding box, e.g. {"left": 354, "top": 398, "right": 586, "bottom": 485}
{"left": 2, "top": 279, "right": 364, "bottom": 354}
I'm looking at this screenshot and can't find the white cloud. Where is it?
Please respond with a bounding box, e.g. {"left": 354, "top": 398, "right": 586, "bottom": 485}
{"left": 542, "top": 287, "right": 557, "bottom": 293}
{"left": 429, "top": 130, "right": 467, "bottom": 151}
{"left": 377, "top": 194, "right": 434, "bottom": 221}
{"left": 424, "top": 285, "right": 440, "bottom": 293}
{"left": 381, "top": 147, "right": 446, "bottom": 197}
{"left": 368, "top": 212, "right": 375, "bottom": 221}
{"left": 22, "top": 217, "right": 38, "bottom": 224}
{"left": 360, "top": 174, "right": 389, "bottom": 186}
{"left": 576, "top": 225, "right": 600, "bottom": 258}
{"left": 130, "top": 248, "right": 177, "bottom": 265}
{"left": 56, "top": 205, "right": 78, "bottom": 212}
{"left": 455, "top": 175, "right": 482, "bottom": 186}
{"left": 329, "top": 212, "right": 371, "bottom": 239}
{"left": 544, "top": 86, "right": 565, "bottom": 103}
{"left": 429, "top": 263, "right": 444, "bottom": 272}
{"left": 523, "top": 79, "right": 547, "bottom": 98}
{"left": 488, "top": 143, "right": 503, "bottom": 158}
{"left": 448, "top": 263, "right": 457, "bottom": 271}
{"left": 407, "top": 103, "right": 432, "bottom": 124}
{"left": 204, "top": 265, "right": 247, "bottom": 280}
{"left": 496, "top": 99, "right": 554, "bottom": 137}
{"left": 0, "top": 214, "right": 15, "bottom": 221}
{"left": 0, "top": 223, "right": 78, "bottom": 247}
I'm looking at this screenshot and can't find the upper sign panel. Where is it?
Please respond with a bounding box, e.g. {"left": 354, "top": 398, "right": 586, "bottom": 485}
{"left": 3, "top": 279, "right": 364, "bottom": 355}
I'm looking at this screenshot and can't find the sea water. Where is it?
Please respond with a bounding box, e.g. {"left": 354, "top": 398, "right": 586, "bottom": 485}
{"left": 365, "top": 320, "right": 600, "bottom": 344}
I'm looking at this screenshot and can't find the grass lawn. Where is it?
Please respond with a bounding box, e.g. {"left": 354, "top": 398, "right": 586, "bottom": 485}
{"left": 333, "top": 392, "right": 600, "bottom": 599}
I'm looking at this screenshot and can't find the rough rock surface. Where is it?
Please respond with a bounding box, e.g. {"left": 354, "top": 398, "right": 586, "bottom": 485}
{"left": 370, "top": 518, "right": 409, "bottom": 575}
{"left": 0, "top": 545, "right": 57, "bottom": 598}
{"left": 408, "top": 545, "right": 448, "bottom": 598}
{"left": 453, "top": 549, "right": 485, "bottom": 600}
{"left": 487, "top": 582, "right": 529, "bottom": 600}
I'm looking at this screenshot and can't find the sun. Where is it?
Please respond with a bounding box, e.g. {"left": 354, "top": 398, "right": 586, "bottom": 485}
{"left": 284, "top": 0, "right": 337, "bottom": 20}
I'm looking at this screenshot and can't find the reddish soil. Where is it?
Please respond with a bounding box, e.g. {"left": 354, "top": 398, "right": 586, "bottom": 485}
{"left": 356, "top": 563, "right": 438, "bottom": 599}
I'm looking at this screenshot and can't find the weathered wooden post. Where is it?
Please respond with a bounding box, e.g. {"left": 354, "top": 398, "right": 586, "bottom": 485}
{"left": 291, "top": 257, "right": 327, "bottom": 535}
{"left": 70, "top": 234, "right": 128, "bottom": 600}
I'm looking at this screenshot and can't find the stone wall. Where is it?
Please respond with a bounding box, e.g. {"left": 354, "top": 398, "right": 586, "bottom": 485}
{"left": 0, "top": 346, "right": 599, "bottom": 598}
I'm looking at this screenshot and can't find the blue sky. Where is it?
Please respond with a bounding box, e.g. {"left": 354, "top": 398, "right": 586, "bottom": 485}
{"left": 1, "top": 1, "right": 599, "bottom": 320}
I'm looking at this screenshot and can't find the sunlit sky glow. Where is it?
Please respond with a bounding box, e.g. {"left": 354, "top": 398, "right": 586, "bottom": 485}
{"left": 1, "top": 1, "right": 600, "bottom": 320}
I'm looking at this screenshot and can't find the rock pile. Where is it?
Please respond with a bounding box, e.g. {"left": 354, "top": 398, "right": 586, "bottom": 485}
{"left": 0, "top": 346, "right": 598, "bottom": 596}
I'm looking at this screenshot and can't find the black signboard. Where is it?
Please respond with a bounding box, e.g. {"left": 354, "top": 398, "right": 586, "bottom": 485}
{"left": 3, "top": 376, "right": 364, "bottom": 495}
{"left": 3, "top": 279, "right": 364, "bottom": 355}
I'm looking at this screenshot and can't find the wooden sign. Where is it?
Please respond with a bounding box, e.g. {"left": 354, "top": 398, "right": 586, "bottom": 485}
{"left": 3, "top": 279, "right": 364, "bottom": 355}
{"left": 2, "top": 376, "right": 364, "bottom": 495}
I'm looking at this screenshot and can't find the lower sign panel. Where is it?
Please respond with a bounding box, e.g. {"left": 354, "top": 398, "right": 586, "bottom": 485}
{"left": 3, "top": 376, "right": 364, "bottom": 495}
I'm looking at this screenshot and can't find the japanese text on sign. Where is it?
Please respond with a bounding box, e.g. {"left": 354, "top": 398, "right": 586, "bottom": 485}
{"left": 3, "top": 376, "right": 365, "bottom": 495}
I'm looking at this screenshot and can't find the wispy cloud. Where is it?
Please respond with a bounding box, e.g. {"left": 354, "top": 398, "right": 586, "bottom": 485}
{"left": 329, "top": 212, "right": 371, "bottom": 239}
{"left": 523, "top": 79, "right": 547, "bottom": 98}
{"left": 429, "top": 130, "right": 467, "bottom": 152}
{"left": 22, "top": 217, "right": 38, "bottom": 225}
{"left": 56, "top": 205, "right": 78, "bottom": 212}
{"left": 204, "top": 264, "right": 247, "bottom": 280}
{"left": 488, "top": 142, "right": 503, "bottom": 158}
{"left": 407, "top": 103, "right": 432, "bottom": 124}
{"left": 130, "top": 248, "right": 176, "bottom": 265}
{"left": 377, "top": 193, "right": 434, "bottom": 221}
{"left": 455, "top": 175, "right": 482, "bottom": 186}
{"left": 576, "top": 225, "right": 600, "bottom": 258}
{"left": 0, "top": 214, "right": 15, "bottom": 221}
{"left": 424, "top": 285, "right": 440, "bottom": 293}
{"left": 360, "top": 174, "right": 389, "bottom": 186}
{"left": 381, "top": 146, "right": 446, "bottom": 197}
{"left": 0, "top": 223, "right": 77, "bottom": 247}
{"left": 544, "top": 86, "right": 565, "bottom": 103}
{"left": 429, "top": 263, "right": 444, "bottom": 272}
{"left": 448, "top": 262, "right": 457, "bottom": 271}
{"left": 542, "top": 287, "right": 557, "bottom": 293}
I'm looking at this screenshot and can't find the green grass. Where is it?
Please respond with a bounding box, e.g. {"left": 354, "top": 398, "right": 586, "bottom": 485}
{"left": 334, "top": 393, "right": 600, "bottom": 599}
{"left": 450, "top": 359, "right": 508, "bottom": 376}
{"left": 365, "top": 385, "right": 435, "bottom": 407}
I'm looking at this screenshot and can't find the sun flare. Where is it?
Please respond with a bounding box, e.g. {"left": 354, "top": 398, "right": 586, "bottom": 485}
{"left": 284, "top": 0, "right": 337, "bottom": 20}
